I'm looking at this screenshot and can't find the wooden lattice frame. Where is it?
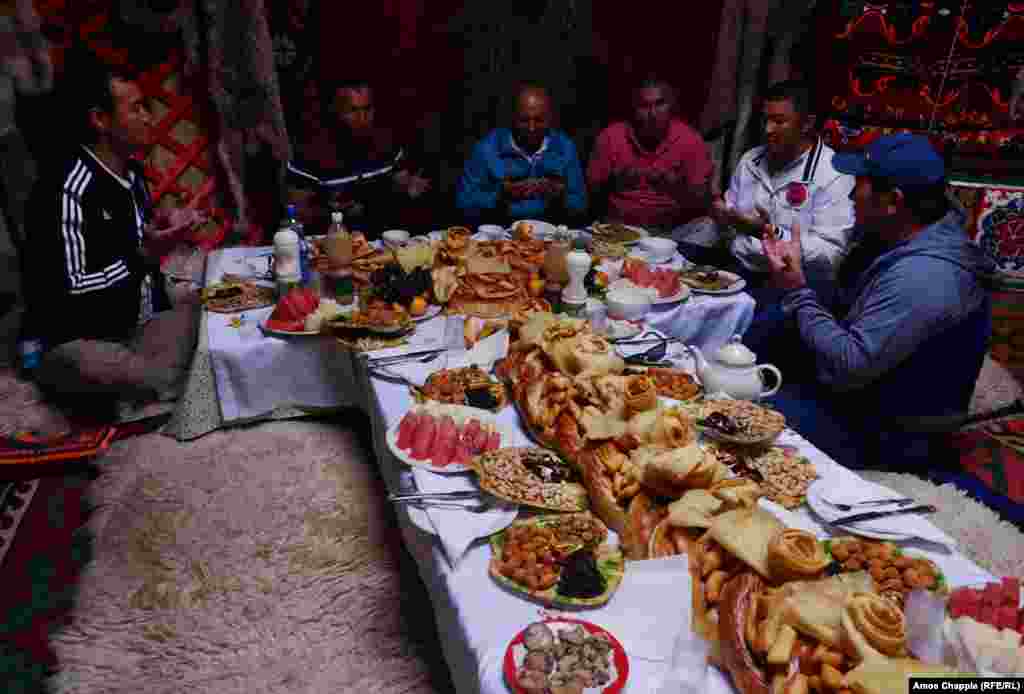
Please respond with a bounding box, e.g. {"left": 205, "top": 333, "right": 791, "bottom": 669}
{"left": 34, "top": 0, "right": 261, "bottom": 250}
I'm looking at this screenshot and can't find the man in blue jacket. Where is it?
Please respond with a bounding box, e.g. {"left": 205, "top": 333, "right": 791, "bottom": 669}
{"left": 757, "top": 134, "right": 995, "bottom": 469}
{"left": 456, "top": 85, "right": 587, "bottom": 226}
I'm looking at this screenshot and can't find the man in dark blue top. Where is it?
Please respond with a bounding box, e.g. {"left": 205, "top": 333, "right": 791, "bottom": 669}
{"left": 456, "top": 85, "right": 587, "bottom": 226}
{"left": 286, "top": 78, "right": 433, "bottom": 237}
{"left": 756, "top": 134, "right": 995, "bottom": 470}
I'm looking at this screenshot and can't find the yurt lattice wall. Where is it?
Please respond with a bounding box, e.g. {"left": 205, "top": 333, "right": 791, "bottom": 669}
{"left": 34, "top": 0, "right": 257, "bottom": 253}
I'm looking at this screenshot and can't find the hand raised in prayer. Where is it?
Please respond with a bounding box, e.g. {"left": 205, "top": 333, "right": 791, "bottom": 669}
{"left": 149, "top": 207, "right": 208, "bottom": 242}
{"left": 763, "top": 220, "right": 806, "bottom": 291}
{"left": 538, "top": 176, "right": 566, "bottom": 199}
{"left": 503, "top": 178, "right": 536, "bottom": 200}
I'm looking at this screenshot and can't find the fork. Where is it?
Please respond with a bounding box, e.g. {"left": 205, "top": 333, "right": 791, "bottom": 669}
{"left": 821, "top": 497, "right": 915, "bottom": 512}
{"left": 367, "top": 351, "right": 445, "bottom": 367}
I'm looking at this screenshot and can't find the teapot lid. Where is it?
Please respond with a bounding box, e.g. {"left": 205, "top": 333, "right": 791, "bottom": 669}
{"left": 714, "top": 335, "right": 757, "bottom": 366}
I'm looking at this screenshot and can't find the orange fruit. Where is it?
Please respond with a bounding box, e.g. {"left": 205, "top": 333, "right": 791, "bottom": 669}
{"left": 528, "top": 277, "right": 545, "bottom": 298}
{"left": 410, "top": 296, "right": 428, "bottom": 316}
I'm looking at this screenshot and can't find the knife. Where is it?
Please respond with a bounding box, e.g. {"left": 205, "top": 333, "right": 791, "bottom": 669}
{"left": 830, "top": 504, "right": 937, "bottom": 526}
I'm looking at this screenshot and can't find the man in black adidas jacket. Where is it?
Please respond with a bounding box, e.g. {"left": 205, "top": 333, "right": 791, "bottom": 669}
{"left": 21, "top": 61, "right": 204, "bottom": 415}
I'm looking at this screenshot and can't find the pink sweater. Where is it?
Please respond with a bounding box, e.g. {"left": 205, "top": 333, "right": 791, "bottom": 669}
{"left": 587, "top": 120, "right": 712, "bottom": 229}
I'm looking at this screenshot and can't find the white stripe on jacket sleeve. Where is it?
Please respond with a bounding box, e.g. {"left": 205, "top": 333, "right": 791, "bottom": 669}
{"left": 60, "top": 164, "right": 131, "bottom": 295}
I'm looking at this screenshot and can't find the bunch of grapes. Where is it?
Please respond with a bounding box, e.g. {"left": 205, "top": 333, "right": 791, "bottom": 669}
{"left": 371, "top": 265, "right": 432, "bottom": 305}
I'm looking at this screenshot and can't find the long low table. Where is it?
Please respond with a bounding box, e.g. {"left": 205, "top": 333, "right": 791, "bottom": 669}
{"left": 176, "top": 245, "right": 993, "bottom": 693}
{"left": 354, "top": 357, "right": 994, "bottom": 694}
{"left": 166, "top": 245, "right": 756, "bottom": 441}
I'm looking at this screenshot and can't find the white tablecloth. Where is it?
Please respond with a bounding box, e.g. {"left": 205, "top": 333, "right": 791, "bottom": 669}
{"left": 204, "top": 245, "right": 754, "bottom": 425}
{"left": 206, "top": 248, "right": 355, "bottom": 422}
{"left": 361, "top": 371, "right": 993, "bottom": 694}
{"left": 646, "top": 293, "right": 754, "bottom": 353}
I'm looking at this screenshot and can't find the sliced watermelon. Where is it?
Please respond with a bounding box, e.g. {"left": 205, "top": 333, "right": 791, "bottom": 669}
{"left": 1002, "top": 577, "right": 1020, "bottom": 606}
{"left": 265, "top": 317, "right": 306, "bottom": 332}
{"left": 1018, "top": 607, "right": 1024, "bottom": 634}
{"left": 981, "top": 605, "right": 998, "bottom": 628}
{"left": 996, "top": 605, "right": 1018, "bottom": 631}
{"left": 411, "top": 415, "right": 437, "bottom": 461}
{"left": 984, "top": 582, "right": 1003, "bottom": 608}
{"left": 452, "top": 437, "right": 472, "bottom": 466}
{"left": 432, "top": 416, "right": 457, "bottom": 467}
{"left": 396, "top": 411, "right": 420, "bottom": 451}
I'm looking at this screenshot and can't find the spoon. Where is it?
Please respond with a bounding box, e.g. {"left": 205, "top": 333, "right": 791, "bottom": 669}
{"left": 621, "top": 339, "right": 668, "bottom": 364}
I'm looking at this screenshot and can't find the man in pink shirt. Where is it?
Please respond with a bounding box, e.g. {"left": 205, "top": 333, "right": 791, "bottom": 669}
{"left": 587, "top": 76, "right": 712, "bottom": 231}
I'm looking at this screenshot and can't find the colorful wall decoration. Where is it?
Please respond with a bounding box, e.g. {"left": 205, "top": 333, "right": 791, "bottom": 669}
{"left": 816, "top": 0, "right": 1024, "bottom": 170}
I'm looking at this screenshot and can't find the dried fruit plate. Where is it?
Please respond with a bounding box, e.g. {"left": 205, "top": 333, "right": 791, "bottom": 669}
{"left": 469, "top": 447, "right": 590, "bottom": 512}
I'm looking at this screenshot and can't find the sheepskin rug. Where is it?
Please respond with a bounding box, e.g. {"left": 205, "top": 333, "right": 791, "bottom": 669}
{"left": 47, "top": 419, "right": 442, "bottom": 694}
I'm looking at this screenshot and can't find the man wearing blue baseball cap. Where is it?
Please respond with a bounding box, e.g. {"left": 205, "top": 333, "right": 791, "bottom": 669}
{"left": 756, "top": 133, "right": 995, "bottom": 470}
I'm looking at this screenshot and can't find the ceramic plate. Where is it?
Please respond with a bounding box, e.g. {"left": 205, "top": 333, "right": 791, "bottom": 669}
{"left": 805, "top": 482, "right": 912, "bottom": 542}
{"left": 260, "top": 320, "right": 322, "bottom": 338}
{"left": 652, "top": 284, "right": 691, "bottom": 306}
{"left": 386, "top": 402, "right": 513, "bottom": 474}
{"left": 589, "top": 223, "right": 649, "bottom": 246}
{"left": 680, "top": 269, "right": 746, "bottom": 295}
{"left": 511, "top": 219, "right": 558, "bottom": 239}
{"left": 411, "top": 304, "right": 444, "bottom": 322}
{"left": 603, "top": 320, "right": 644, "bottom": 342}
{"left": 489, "top": 515, "right": 625, "bottom": 609}
{"left": 503, "top": 618, "right": 629, "bottom": 694}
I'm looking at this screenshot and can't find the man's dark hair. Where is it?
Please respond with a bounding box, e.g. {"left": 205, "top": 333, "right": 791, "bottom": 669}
{"left": 869, "top": 177, "right": 950, "bottom": 226}
{"left": 632, "top": 74, "right": 677, "bottom": 107}
{"left": 62, "top": 51, "right": 138, "bottom": 144}
{"left": 316, "top": 77, "right": 372, "bottom": 125}
{"left": 762, "top": 80, "right": 814, "bottom": 119}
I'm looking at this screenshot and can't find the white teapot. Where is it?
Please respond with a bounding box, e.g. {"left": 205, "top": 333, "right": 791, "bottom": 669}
{"left": 689, "top": 335, "right": 782, "bottom": 401}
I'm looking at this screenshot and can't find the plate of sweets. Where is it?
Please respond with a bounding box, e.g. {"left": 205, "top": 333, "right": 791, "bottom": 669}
{"left": 504, "top": 618, "right": 629, "bottom": 693}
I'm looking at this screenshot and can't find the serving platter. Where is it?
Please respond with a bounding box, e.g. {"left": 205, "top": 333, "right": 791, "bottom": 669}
{"left": 503, "top": 618, "right": 629, "bottom": 694}
{"left": 386, "top": 402, "right": 513, "bottom": 474}
{"left": 411, "top": 304, "right": 444, "bottom": 322}
{"left": 589, "top": 223, "right": 649, "bottom": 246}
{"left": 488, "top": 513, "right": 624, "bottom": 608}
{"left": 679, "top": 269, "right": 746, "bottom": 295}
{"left": 651, "top": 284, "right": 691, "bottom": 306}
{"left": 805, "top": 483, "right": 914, "bottom": 542}
{"left": 260, "top": 320, "right": 322, "bottom": 338}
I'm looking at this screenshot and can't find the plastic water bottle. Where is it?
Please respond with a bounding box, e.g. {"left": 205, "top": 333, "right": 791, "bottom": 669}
{"left": 285, "top": 204, "right": 311, "bottom": 286}
{"left": 17, "top": 338, "right": 43, "bottom": 376}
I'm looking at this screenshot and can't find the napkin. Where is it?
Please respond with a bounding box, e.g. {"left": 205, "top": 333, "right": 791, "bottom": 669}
{"left": 373, "top": 328, "right": 510, "bottom": 387}
{"left": 362, "top": 314, "right": 449, "bottom": 361}
{"left": 816, "top": 479, "right": 955, "bottom": 547}
{"left": 411, "top": 468, "right": 518, "bottom": 567}
{"left": 593, "top": 555, "right": 695, "bottom": 663}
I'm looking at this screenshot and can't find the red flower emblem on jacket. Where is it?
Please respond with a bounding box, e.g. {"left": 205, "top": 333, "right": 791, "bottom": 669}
{"left": 786, "top": 182, "right": 809, "bottom": 208}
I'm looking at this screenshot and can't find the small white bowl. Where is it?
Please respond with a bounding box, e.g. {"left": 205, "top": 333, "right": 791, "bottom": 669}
{"left": 606, "top": 287, "right": 652, "bottom": 321}
{"left": 382, "top": 229, "right": 410, "bottom": 247}
{"left": 638, "top": 237, "right": 677, "bottom": 264}
{"left": 478, "top": 224, "right": 505, "bottom": 240}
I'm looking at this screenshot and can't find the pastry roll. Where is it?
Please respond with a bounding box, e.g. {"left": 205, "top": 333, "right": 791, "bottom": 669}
{"left": 625, "top": 375, "right": 658, "bottom": 414}
{"left": 766, "top": 529, "right": 830, "bottom": 583}
{"left": 841, "top": 592, "right": 908, "bottom": 660}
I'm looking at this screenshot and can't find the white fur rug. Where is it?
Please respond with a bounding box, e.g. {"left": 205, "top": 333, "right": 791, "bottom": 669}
{"left": 49, "top": 419, "right": 440, "bottom": 694}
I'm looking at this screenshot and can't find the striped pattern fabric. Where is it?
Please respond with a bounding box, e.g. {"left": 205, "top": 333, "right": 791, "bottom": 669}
{"left": 60, "top": 160, "right": 130, "bottom": 295}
